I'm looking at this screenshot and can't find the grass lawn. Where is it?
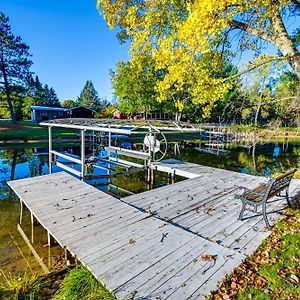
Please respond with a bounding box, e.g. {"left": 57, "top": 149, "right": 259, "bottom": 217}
{"left": 0, "top": 120, "right": 78, "bottom": 141}
{"left": 210, "top": 204, "right": 300, "bottom": 300}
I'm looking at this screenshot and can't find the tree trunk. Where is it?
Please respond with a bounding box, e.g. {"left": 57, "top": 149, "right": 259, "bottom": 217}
{"left": 0, "top": 64, "right": 16, "bottom": 123}
{"left": 254, "top": 98, "right": 263, "bottom": 128}
{"left": 232, "top": 10, "right": 300, "bottom": 79}
{"left": 271, "top": 11, "right": 300, "bottom": 79}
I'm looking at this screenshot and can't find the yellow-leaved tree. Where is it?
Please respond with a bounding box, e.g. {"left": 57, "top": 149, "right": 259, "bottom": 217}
{"left": 97, "top": 0, "right": 300, "bottom": 118}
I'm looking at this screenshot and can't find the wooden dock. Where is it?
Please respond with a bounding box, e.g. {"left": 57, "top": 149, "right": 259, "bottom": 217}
{"left": 8, "top": 164, "right": 300, "bottom": 299}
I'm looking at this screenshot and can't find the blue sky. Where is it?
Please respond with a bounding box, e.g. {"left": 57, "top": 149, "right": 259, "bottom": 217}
{"left": 1, "top": 0, "right": 129, "bottom": 102}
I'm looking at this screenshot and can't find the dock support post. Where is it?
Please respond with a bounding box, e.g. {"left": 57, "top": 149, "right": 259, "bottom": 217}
{"left": 151, "top": 169, "right": 154, "bottom": 187}
{"left": 81, "top": 129, "right": 85, "bottom": 180}
{"left": 47, "top": 231, "right": 54, "bottom": 247}
{"left": 48, "top": 126, "right": 52, "bottom": 174}
{"left": 19, "top": 200, "right": 23, "bottom": 224}
{"left": 171, "top": 170, "right": 175, "bottom": 184}
{"left": 108, "top": 131, "right": 111, "bottom": 182}
{"left": 31, "top": 212, "right": 34, "bottom": 244}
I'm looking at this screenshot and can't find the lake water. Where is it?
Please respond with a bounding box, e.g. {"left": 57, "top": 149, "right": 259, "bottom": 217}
{"left": 0, "top": 140, "right": 299, "bottom": 278}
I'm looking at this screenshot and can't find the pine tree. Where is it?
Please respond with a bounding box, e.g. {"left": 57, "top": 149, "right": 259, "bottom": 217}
{"left": 77, "top": 80, "right": 100, "bottom": 111}
{"left": 22, "top": 75, "right": 60, "bottom": 119}
{"left": 0, "top": 12, "right": 32, "bottom": 123}
{"left": 44, "top": 85, "right": 60, "bottom": 107}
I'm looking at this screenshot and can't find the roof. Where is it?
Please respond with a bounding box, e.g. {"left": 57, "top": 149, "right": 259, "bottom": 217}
{"left": 40, "top": 118, "right": 200, "bottom": 134}
{"left": 31, "top": 106, "right": 68, "bottom": 112}
{"left": 69, "top": 106, "right": 96, "bottom": 113}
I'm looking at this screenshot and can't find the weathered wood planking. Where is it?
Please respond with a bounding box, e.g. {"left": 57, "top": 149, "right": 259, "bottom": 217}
{"left": 124, "top": 161, "right": 300, "bottom": 258}
{"left": 8, "top": 171, "right": 246, "bottom": 300}
{"left": 8, "top": 164, "right": 300, "bottom": 300}
{"left": 151, "top": 159, "right": 257, "bottom": 180}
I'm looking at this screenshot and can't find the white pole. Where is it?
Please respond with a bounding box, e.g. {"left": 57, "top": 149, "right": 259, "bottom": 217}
{"left": 48, "top": 126, "right": 52, "bottom": 174}
{"left": 108, "top": 131, "right": 111, "bottom": 180}
{"left": 81, "top": 129, "right": 85, "bottom": 179}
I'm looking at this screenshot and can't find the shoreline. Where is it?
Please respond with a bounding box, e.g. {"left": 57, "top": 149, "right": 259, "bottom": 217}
{"left": 0, "top": 138, "right": 79, "bottom": 145}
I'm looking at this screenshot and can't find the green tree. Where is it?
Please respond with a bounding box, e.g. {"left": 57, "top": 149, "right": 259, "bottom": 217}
{"left": 77, "top": 80, "right": 100, "bottom": 111}
{"left": 241, "top": 59, "right": 275, "bottom": 126}
{"left": 0, "top": 85, "right": 24, "bottom": 120}
{"left": 22, "top": 76, "right": 60, "bottom": 119}
{"left": 0, "top": 12, "right": 32, "bottom": 123}
{"left": 22, "top": 75, "right": 43, "bottom": 119}
{"left": 43, "top": 84, "right": 61, "bottom": 107}
{"left": 111, "top": 60, "right": 159, "bottom": 116}
{"left": 274, "top": 71, "right": 300, "bottom": 126}
{"left": 62, "top": 99, "right": 77, "bottom": 108}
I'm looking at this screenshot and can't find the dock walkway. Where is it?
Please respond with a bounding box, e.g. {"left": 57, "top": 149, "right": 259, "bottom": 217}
{"left": 8, "top": 163, "right": 300, "bottom": 299}
{"left": 130, "top": 160, "right": 300, "bottom": 257}
{"left": 9, "top": 171, "right": 243, "bottom": 300}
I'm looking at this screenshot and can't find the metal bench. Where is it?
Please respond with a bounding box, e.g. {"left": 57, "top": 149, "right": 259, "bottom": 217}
{"left": 236, "top": 169, "right": 297, "bottom": 228}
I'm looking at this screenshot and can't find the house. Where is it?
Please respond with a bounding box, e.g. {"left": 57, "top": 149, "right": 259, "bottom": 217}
{"left": 31, "top": 105, "right": 96, "bottom": 123}
{"left": 31, "top": 106, "right": 69, "bottom": 123}
{"left": 135, "top": 109, "right": 174, "bottom": 120}
{"left": 67, "top": 106, "right": 96, "bottom": 118}
{"left": 112, "top": 109, "right": 127, "bottom": 119}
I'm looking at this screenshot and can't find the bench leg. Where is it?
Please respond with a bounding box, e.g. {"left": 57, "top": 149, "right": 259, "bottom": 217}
{"left": 239, "top": 200, "right": 246, "bottom": 221}
{"left": 285, "top": 187, "right": 292, "bottom": 207}
{"left": 262, "top": 202, "right": 271, "bottom": 229}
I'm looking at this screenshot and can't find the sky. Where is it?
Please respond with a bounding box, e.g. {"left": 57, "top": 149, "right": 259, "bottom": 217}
{"left": 1, "top": 0, "right": 129, "bottom": 102}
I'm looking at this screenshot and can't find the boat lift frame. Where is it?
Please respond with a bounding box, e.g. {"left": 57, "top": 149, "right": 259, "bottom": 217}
{"left": 40, "top": 118, "right": 200, "bottom": 179}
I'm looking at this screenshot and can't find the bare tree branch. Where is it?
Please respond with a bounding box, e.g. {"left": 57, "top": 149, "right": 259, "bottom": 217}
{"left": 222, "top": 55, "right": 285, "bottom": 82}
{"left": 291, "top": 0, "right": 300, "bottom": 9}
{"left": 230, "top": 19, "right": 276, "bottom": 45}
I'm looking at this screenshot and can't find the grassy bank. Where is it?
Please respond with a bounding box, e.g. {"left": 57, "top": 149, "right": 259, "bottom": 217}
{"left": 210, "top": 203, "right": 300, "bottom": 299}
{"left": 0, "top": 120, "right": 77, "bottom": 141}
{"left": 0, "top": 267, "right": 116, "bottom": 300}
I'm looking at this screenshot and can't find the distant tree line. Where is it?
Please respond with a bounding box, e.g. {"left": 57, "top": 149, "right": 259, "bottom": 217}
{"left": 111, "top": 59, "right": 300, "bottom": 127}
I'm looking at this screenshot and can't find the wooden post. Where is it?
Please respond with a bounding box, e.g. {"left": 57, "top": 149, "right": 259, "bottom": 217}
{"left": 31, "top": 212, "right": 34, "bottom": 244}
{"left": 92, "top": 130, "right": 95, "bottom": 156}
{"left": 171, "top": 170, "right": 175, "bottom": 184}
{"left": 48, "top": 126, "right": 52, "bottom": 174}
{"left": 19, "top": 199, "right": 23, "bottom": 224}
{"left": 47, "top": 231, "right": 55, "bottom": 247}
{"left": 151, "top": 169, "right": 154, "bottom": 189}
{"left": 81, "top": 129, "right": 85, "bottom": 179}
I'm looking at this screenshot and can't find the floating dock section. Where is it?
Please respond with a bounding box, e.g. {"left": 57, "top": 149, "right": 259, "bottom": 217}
{"left": 8, "top": 164, "right": 300, "bottom": 299}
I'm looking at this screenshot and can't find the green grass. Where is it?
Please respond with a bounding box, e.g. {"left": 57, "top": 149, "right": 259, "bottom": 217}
{"left": 53, "top": 267, "right": 116, "bottom": 300}
{"left": 210, "top": 205, "right": 300, "bottom": 300}
{"left": 237, "top": 287, "right": 271, "bottom": 300}
{"left": 0, "top": 120, "right": 77, "bottom": 141}
{"left": 237, "top": 209, "right": 300, "bottom": 299}
{"left": 0, "top": 271, "right": 50, "bottom": 300}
